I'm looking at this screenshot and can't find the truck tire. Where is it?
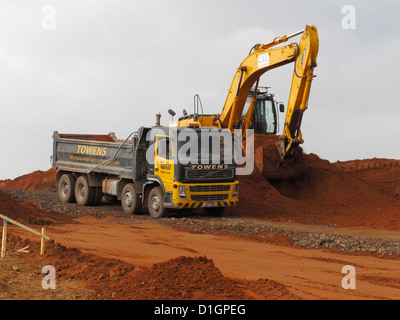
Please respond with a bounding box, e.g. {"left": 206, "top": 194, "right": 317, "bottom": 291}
{"left": 148, "top": 186, "right": 169, "bottom": 219}
{"left": 121, "top": 183, "right": 142, "bottom": 214}
{"left": 58, "top": 174, "right": 76, "bottom": 203}
{"left": 75, "top": 175, "right": 95, "bottom": 206}
{"left": 204, "top": 207, "right": 224, "bottom": 217}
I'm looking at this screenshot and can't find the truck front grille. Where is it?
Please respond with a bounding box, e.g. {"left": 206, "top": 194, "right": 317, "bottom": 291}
{"left": 191, "top": 194, "right": 229, "bottom": 201}
{"left": 189, "top": 185, "right": 230, "bottom": 192}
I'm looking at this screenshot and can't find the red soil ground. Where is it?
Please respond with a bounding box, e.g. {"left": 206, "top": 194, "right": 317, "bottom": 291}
{"left": 3, "top": 221, "right": 296, "bottom": 300}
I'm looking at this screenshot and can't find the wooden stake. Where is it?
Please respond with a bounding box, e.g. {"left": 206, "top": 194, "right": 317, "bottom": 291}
{"left": 1, "top": 220, "right": 7, "bottom": 259}
{"left": 40, "top": 227, "right": 46, "bottom": 255}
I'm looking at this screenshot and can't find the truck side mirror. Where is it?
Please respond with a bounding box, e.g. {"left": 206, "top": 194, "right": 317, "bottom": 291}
{"left": 168, "top": 109, "right": 176, "bottom": 121}
{"left": 279, "top": 103, "right": 285, "bottom": 113}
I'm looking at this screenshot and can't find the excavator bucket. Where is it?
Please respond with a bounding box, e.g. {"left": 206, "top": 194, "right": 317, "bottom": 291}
{"left": 252, "top": 135, "right": 305, "bottom": 180}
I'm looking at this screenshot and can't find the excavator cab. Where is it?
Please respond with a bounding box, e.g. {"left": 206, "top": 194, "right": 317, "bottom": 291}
{"left": 240, "top": 88, "right": 284, "bottom": 135}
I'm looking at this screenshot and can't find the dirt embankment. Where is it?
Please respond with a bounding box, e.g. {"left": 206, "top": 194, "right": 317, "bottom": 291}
{"left": 335, "top": 158, "right": 400, "bottom": 199}
{"left": 0, "top": 168, "right": 56, "bottom": 191}
{"left": 0, "top": 188, "right": 73, "bottom": 225}
{"left": 233, "top": 135, "right": 400, "bottom": 230}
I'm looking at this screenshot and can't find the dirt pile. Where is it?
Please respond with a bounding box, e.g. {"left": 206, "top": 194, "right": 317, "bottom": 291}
{"left": 3, "top": 233, "right": 135, "bottom": 298}
{"left": 0, "top": 168, "right": 56, "bottom": 191}
{"left": 90, "top": 135, "right": 115, "bottom": 142}
{"left": 234, "top": 135, "right": 400, "bottom": 230}
{"left": 251, "top": 134, "right": 305, "bottom": 180}
{"left": 99, "top": 255, "right": 296, "bottom": 300}
{"left": 0, "top": 190, "right": 73, "bottom": 225}
{"left": 335, "top": 158, "right": 400, "bottom": 171}
{"left": 335, "top": 158, "right": 400, "bottom": 199}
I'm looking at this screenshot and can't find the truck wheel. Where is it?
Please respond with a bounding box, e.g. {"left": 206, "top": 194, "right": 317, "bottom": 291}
{"left": 75, "top": 175, "right": 95, "bottom": 206}
{"left": 204, "top": 207, "right": 224, "bottom": 217}
{"left": 148, "top": 187, "right": 169, "bottom": 219}
{"left": 58, "top": 174, "right": 76, "bottom": 203}
{"left": 121, "top": 183, "right": 142, "bottom": 214}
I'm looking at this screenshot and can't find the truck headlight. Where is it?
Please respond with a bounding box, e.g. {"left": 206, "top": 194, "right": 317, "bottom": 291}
{"left": 179, "top": 186, "right": 187, "bottom": 199}
{"left": 232, "top": 183, "right": 239, "bottom": 198}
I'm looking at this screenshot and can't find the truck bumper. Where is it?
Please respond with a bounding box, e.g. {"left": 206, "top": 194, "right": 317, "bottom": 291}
{"left": 170, "top": 181, "right": 239, "bottom": 209}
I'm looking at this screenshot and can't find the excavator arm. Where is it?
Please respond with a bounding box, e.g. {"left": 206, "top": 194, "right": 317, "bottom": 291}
{"left": 277, "top": 26, "right": 319, "bottom": 159}
{"left": 220, "top": 25, "right": 319, "bottom": 160}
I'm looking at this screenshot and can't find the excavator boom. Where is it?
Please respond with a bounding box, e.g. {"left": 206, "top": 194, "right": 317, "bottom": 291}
{"left": 220, "top": 25, "right": 318, "bottom": 160}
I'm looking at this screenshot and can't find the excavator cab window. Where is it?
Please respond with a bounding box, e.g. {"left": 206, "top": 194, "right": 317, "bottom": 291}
{"left": 241, "top": 95, "right": 278, "bottom": 135}
{"left": 255, "top": 98, "right": 277, "bottom": 134}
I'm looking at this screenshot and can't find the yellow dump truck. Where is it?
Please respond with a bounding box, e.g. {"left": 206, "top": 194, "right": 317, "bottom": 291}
{"left": 52, "top": 125, "right": 239, "bottom": 218}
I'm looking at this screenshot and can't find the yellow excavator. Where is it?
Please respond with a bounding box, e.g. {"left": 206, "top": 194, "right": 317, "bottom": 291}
{"left": 175, "top": 25, "right": 319, "bottom": 179}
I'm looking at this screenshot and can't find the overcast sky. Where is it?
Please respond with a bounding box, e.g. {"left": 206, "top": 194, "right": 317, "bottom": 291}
{"left": 0, "top": 0, "right": 399, "bottom": 179}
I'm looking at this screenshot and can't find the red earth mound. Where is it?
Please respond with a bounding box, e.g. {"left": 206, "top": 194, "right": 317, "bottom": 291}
{"left": 0, "top": 168, "right": 56, "bottom": 190}
{"left": 0, "top": 190, "right": 73, "bottom": 225}
{"left": 335, "top": 158, "right": 400, "bottom": 199}
{"left": 234, "top": 135, "right": 400, "bottom": 230}
{"left": 247, "top": 134, "right": 305, "bottom": 179}
{"left": 99, "top": 255, "right": 247, "bottom": 300}
{"left": 97, "top": 255, "right": 296, "bottom": 300}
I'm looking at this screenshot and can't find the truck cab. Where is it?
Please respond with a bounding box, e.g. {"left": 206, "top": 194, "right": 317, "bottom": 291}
{"left": 145, "top": 126, "right": 239, "bottom": 218}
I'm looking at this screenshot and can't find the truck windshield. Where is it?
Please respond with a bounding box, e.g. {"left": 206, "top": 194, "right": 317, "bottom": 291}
{"left": 175, "top": 131, "right": 234, "bottom": 165}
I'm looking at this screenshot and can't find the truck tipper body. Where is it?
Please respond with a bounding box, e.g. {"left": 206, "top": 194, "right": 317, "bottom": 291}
{"left": 52, "top": 126, "right": 239, "bottom": 218}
